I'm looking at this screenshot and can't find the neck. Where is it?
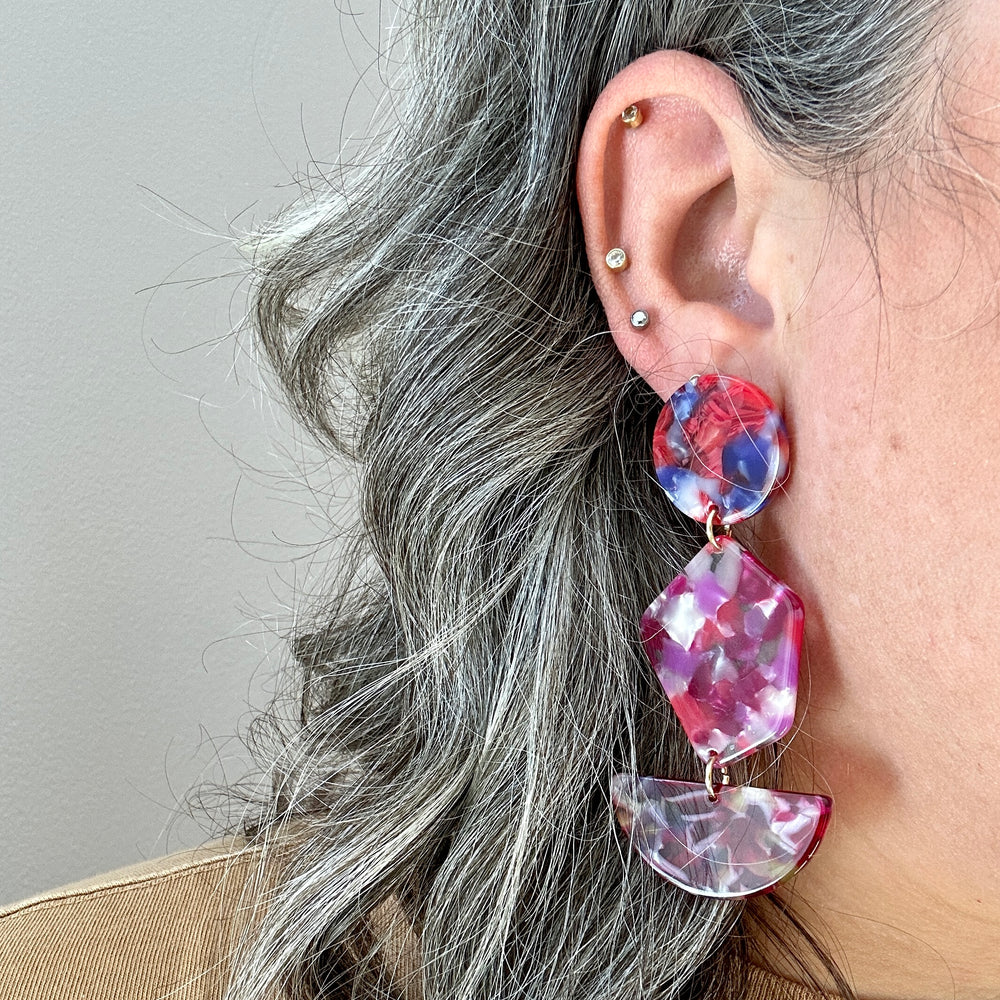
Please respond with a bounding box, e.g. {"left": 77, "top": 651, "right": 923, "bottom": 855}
{"left": 753, "top": 836, "right": 1000, "bottom": 999}
{"left": 750, "top": 676, "right": 1000, "bottom": 1000}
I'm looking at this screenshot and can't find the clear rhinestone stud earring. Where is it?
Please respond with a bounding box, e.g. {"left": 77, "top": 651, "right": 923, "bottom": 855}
{"left": 621, "top": 104, "right": 643, "bottom": 128}
{"left": 605, "top": 247, "right": 629, "bottom": 272}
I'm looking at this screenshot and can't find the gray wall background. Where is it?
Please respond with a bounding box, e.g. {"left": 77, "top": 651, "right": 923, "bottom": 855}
{"left": 1, "top": 1, "right": 381, "bottom": 905}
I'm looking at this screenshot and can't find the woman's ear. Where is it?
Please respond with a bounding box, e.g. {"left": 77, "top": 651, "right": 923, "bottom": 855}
{"left": 577, "top": 50, "right": 789, "bottom": 400}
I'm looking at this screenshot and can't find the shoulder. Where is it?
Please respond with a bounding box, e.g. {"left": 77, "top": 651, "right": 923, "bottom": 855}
{"left": 0, "top": 835, "right": 287, "bottom": 1000}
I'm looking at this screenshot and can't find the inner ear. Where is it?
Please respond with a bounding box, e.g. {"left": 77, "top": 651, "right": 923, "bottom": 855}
{"left": 672, "top": 177, "right": 775, "bottom": 327}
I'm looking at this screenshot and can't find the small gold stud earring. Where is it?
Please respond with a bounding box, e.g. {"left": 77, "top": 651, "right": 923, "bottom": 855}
{"left": 605, "top": 247, "right": 629, "bottom": 272}
{"left": 621, "top": 104, "right": 643, "bottom": 128}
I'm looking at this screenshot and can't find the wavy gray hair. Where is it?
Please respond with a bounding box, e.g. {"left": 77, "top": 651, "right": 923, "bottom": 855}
{"left": 220, "top": 2, "right": 946, "bottom": 998}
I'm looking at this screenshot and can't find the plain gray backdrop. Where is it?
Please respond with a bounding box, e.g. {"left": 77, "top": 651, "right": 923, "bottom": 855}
{"left": 2, "top": 1, "right": 382, "bottom": 905}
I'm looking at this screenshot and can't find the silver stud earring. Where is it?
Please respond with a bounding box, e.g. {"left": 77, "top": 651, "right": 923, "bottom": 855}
{"left": 605, "top": 247, "right": 629, "bottom": 272}
{"left": 630, "top": 309, "right": 650, "bottom": 329}
{"left": 621, "top": 104, "right": 643, "bottom": 129}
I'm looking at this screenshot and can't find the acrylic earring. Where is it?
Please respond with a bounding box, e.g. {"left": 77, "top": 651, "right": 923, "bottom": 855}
{"left": 611, "top": 373, "right": 832, "bottom": 898}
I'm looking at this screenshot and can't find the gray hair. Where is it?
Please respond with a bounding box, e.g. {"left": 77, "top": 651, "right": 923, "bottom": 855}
{"left": 219, "top": 2, "right": 946, "bottom": 998}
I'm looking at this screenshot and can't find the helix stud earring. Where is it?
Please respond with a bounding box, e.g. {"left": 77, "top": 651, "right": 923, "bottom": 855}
{"left": 630, "top": 309, "right": 650, "bottom": 329}
{"left": 605, "top": 248, "right": 629, "bottom": 272}
{"left": 621, "top": 104, "right": 643, "bottom": 128}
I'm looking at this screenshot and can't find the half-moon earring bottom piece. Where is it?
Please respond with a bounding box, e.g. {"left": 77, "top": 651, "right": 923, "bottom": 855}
{"left": 611, "top": 373, "right": 832, "bottom": 898}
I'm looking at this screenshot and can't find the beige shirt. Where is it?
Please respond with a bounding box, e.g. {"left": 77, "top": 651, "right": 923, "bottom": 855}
{"left": 0, "top": 840, "right": 830, "bottom": 999}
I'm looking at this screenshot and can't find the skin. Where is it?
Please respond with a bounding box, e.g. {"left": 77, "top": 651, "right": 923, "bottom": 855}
{"left": 576, "top": 14, "right": 1000, "bottom": 1000}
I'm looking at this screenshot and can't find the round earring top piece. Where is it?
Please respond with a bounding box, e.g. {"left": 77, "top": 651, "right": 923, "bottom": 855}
{"left": 630, "top": 309, "right": 649, "bottom": 329}
{"left": 653, "top": 374, "right": 789, "bottom": 524}
{"left": 621, "top": 104, "right": 643, "bottom": 128}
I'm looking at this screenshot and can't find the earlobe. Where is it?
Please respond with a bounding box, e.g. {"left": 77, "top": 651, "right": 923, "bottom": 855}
{"left": 577, "top": 51, "right": 781, "bottom": 399}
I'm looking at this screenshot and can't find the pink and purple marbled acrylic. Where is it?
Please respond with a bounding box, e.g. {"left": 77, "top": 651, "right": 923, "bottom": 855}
{"left": 611, "top": 374, "right": 830, "bottom": 899}
{"left": 610, "top": 775, "right": 832, "bottom": 897}
{"left": 653, "top": 374, "right": 789, "bottom": 525}
{"left": 641, "top": 536, "right": 804, "bottom": 767}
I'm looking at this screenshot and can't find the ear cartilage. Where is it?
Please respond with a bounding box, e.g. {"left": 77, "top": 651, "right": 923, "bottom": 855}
{"left": 630, "top": 309, "right": 650, "bottom": 329}
{"left": 621, "top": 104, "right": 643, "bottom": 128}
{"left": 605, "top": 247, "right": 629, "bottom": 272}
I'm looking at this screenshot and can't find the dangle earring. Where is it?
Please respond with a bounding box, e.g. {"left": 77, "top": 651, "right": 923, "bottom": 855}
{"left": 611, "top": 372, "right": 832, "bottom": 898}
